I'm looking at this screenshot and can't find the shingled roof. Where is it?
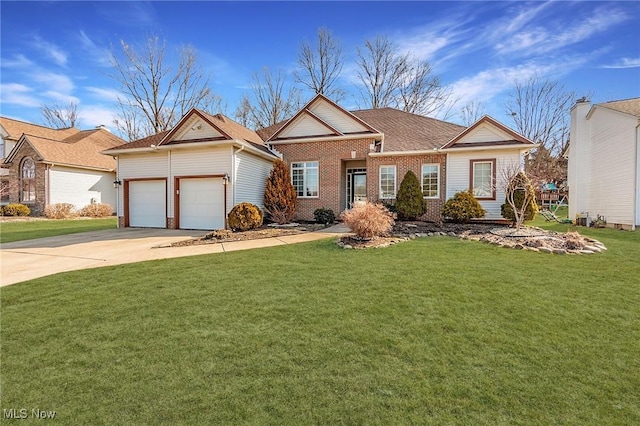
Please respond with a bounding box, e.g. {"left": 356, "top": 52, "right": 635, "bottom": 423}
{"left": 351, "top": 108, "right": 465, "bottom": 151}
{"left": 1, "top": 117, "right": 125, "bottom": 170}
{"left": 4, "top": 128, "right": 124, "bottom": 171}
{"left": 0, "top": 116, "right": 79, "bottom": 142}
{"left": 598, "top": 97, "right": 640, "bottom": 118}
{"left": 257, "top": 107, "right": 465, "bottom": 152}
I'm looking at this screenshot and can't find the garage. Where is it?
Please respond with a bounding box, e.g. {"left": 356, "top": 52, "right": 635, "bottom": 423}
{"left": 177, "top": 177, "right": 225, "bottom": 230}
{"left": 127, "top": 180, "right": 167, "bottom": 228}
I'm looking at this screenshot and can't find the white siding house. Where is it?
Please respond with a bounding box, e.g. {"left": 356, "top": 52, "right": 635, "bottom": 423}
{"left": 568, "top": 98, "right": 640, "bottom": 230}
{"left": 104, "top": 109, "right": 276, "bottom": 230}
{"left": 49, "top": 166, "right": 116, "bottom": 209}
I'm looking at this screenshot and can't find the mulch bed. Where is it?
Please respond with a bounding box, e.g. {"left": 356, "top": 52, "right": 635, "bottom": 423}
{"left": 338, "top": 221, "right": 607, "bottom": 254}
{"left": 170, "top": 223, "right": 328, "bottom": 247}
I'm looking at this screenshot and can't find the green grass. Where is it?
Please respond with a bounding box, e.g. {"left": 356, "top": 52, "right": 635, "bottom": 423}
{"left": 0, "top": 217, "right": 116, "bottom": 243}
{"left": 1, "top": 223, "right": 639, "bottom": 424}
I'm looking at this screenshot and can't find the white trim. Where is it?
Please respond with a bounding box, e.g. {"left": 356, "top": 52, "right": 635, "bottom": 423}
{"left": 421, "top": 163, "right": 440, "bottom": 199}
{"left": 369, "top": 148, "right": 440, "bottom": 157}
{"left": 438, "top": 143, "right": 540, "bottom": 153}
{"left": 291, "top": 161, "right": 319, "bottom": 199}
{"left": 379, "top": 165, "right": 396, "bottom": 199}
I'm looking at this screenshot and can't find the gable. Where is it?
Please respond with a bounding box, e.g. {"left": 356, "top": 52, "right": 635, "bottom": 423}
{"left": 456, "top": 123, "right": 513, "bottom": 144}
{"left": 442, "top": 116, "right": 533, "bottom": 149}
{"left": 268, "top": 94, "right": 377, "bottom": 142}
{"left": 307, "top": 98, "right": 371, "bottom": 134}
{"left": 167, "top": 114, "right": 226, "bottom": 142}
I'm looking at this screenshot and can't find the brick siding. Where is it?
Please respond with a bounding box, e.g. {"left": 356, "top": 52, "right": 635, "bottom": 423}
{"left": 274, "top": 137, "right": 448, "bottom": 222}
{"left": 4, "top": 143, "right": 47, "bottom": 215}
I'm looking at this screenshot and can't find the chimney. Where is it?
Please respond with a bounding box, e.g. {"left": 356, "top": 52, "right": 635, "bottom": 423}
{"left": 95, "top": 125, "right": 110, "bottom": 132}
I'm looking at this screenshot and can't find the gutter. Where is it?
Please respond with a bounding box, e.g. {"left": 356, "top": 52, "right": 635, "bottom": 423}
{"left": 437, "top": 143, "right": 540, "bottom": 153}
{"left": 268, "top": 133, "right": 384, "bottom": 145}
{"left": 103, "top": 139, "right": 277, "bottom": 161}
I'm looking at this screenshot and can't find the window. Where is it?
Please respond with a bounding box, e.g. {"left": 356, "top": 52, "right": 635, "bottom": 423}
{"left": 291, "top": 161, "right": 318, "bottom": 197}
{"left": 471, "top": 159, "right": 495, "bottom": 199}
{"left": 379, "top": 165, "right": 396, "bottom": 199}
{"left": 422, "top": 164, "right": 440, "bottom": 198}
{"left": 20, "top": 157, "right": 36, "bottom": 203}
{"left": 0, "top": 139, "right": 5, "bottom": 158}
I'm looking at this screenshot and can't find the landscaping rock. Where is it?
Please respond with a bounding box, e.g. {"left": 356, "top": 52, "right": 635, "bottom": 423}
{"left": 538, "top": 247, "right": 553, "bottom": 253}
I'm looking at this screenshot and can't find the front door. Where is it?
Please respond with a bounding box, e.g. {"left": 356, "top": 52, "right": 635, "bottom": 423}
{"left": 347, "top": 170, "right": 367, "bottom": 208}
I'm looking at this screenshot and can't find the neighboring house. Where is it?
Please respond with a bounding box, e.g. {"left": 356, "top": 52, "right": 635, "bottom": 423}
{"left": 259, "top": 94, "right": 537, "bottom": 222}
{"left": 102, "top": 109, "right": 277, "bottom": 230}
{"left": 567, "top": 97, "right": 640, "bottom": 230}
{"left": 110, "top": 95, "right": 536, "bottom": 230}
{"left": 0, "top": 117, "right": 125, "bottom": 214}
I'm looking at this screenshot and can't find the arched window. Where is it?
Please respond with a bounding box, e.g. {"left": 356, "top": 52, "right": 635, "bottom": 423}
{"left": 20, "top": 157, "right": 35, "bottom": 203}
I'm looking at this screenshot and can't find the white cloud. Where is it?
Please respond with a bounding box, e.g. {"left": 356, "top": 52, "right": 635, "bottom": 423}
{"left": 78, "top": 105, "right": 118, "bottom": 129}
{"left": 85, "top": 87, "right": 122, "bottom": 102}
{"left": 495, "top": 6, "right": 628, "bottom": 56}
{"left": 77, "top": 30, "right": 112, "bottom": 67}
{"left": 0, "top": 83, "right": 41, "bottom": 107}
{"left": 32, "top": 36, "right": 68, "bottom": 67}
{"left": 43, "top": 91, "right": 80, "bottom": 104}
{"left": 601, "top": 57, "right": 640, "bottom": 69}
{"left": 1, "top": 54, "right": 34, "bottom": 69}
{"left": 31, "top": 71, "right": 75, "bottom": 95}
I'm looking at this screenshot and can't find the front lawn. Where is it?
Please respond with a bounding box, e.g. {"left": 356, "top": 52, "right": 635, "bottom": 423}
{"left": 1, "top": 223, "right": 638, "bottom": 424}
{"left": 0, "top": 217, "right": 117, "bottom": 243}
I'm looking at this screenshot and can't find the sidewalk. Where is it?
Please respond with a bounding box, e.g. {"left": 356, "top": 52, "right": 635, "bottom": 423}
{"left": 0, "top": 224, "right": 350, "bottom": 286}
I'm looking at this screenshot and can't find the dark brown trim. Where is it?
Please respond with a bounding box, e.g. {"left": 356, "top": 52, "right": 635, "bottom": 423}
{"left": 123, "top": 177, "right": 168, "bottom": 228}
{"left": 267, "top": 93, "right": 379, "bottom": 142}
{"left": 441, "top": 116, "right": 534, "bottom": 149}
{"left": 469, "top": 159, "right": 496, "bottom": 200}
{"left": 174, "top": 174, "right": 228, "bottom": 230}
{"left": 163, "top": 136, "right": 227, "bottom": 145}
{"left": 159, "top": 109, "right": 232, "bottom": 145}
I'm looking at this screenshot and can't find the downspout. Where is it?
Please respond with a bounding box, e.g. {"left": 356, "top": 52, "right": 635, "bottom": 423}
{"left": 232, "top": 143, "right": 245, "bottom": 208}
{"left": 46, "top": 164, "right": 51, "bottom": 206}
{"left": 115, "top": 156, "right": 120, "bottom": 229}
{"left": 634, "top": 123, "right": 639, "bottom": 230}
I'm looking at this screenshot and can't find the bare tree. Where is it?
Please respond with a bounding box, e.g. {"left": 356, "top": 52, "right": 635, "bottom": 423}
{"left": 505, "top": 76, "right": 576, "bottom": 155}
{"left": 40, "top": 102, "right": 79, "bottom": 129}
{"left": 245, "top": 68, "right": 302, "bottom": 130}
{"left": 505, "top": 75, "right": 587, "bottom": 186}
{"left": 500, "top": 163, "right": 537, "bottom": 229}
{"left": 460, "top": 101, "right": 486, "bottom": 126}
{"left": 396, "top": 59, "right": 452, "bottom": 116}
{"left": 356, "top": 35, "right": 406, "bottom": 109}
{"left": 108, "top": 35, "right": 213, "bottom": 141}
{"left": 356, "top": 35, "right": 451, "bottom": 116}
{"left": 234, "top": 95, "right": 253, "bottom": 128}
{"left": 294, "top": 27, "right": 345, "bottom": 102}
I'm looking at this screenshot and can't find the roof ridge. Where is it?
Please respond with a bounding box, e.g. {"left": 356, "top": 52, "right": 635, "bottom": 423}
{"left": 0, "top": 115, "right": 77, "bottom": 131}
{"left": 599, "top": 96, "right": 640, "bottom": 105}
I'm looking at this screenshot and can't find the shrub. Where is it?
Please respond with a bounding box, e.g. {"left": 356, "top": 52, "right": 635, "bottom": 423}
{"left": 395, "top": 170, "right": 425, "bottom": 220}
{"left": 44, "top": 203, "right": 77, "bottom": 219}
{"left": 442, "top": 191, "right": 485, "bottom": 223}
{"left": 313, "top": 208, "right": 335, "bottom": 225}
{"left": 501, "top": 171, "right": 538, "bottom": 225}
{"left": 263, "top": 159, "right": 297, "bottom": 224}
{"left": 79, "top": 203, "right": 114, "bottom": 218}
{"left": 340, "top": 202, "right": 394, "bottom": 239}
{"left": 2, "top": 203, "right": 31, "bottom": 217}
{"left": 228, "top": 202, "right": 263, "bottom": 231}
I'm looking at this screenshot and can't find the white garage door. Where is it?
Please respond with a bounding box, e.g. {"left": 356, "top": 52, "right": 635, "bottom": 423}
{"left": 179, "top": 178, "right": 224, "bottom": 230}
{"left": 129, "top": 180, "right": 166, "bottom": 228}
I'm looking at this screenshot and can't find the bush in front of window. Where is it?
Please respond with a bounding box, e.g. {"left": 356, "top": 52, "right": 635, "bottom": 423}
{"left": 340, "top": 202, "right": 394, "bottom": 240}
{"left": 79, "top": 203, "right": 114, "bottom": 218}
{"left": 228, "top": 202, "right": 263, "bottom": 232}
{"left": 44, "top": 203, "right": 78, "bottom": 219}
{"left": 1, "top": 203, "right": 31, "bottom": 217}
{"left": 264, "top": 159, "right": 297, "bottom": 224}
{"left": 442, "top": 191, "right": 485, "bottom": 223}
{"left": 313, "top": 208, "right": 335, "bottom": 225}
{"left": 395, "top": 170, "right": 426, "bottom": 220}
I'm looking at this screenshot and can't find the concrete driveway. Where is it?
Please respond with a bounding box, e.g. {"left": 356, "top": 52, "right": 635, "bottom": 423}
{"left": 1, "top": 226, "right": 347, "bottom": 286}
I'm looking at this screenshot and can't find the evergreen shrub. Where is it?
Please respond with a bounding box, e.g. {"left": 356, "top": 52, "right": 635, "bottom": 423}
{"left": 228, "top": 202, "right": 263, "bottom": 231}
{"left": 395, "top": 170, "right": 425, "bottom": 220}
{"left": 442, "top": 191, "right": 485, "bottom": 223}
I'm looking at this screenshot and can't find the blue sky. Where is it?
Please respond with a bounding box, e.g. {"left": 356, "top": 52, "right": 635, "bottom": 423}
{"left": 1, "top": 1, "right": 639, "bottom": 135}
